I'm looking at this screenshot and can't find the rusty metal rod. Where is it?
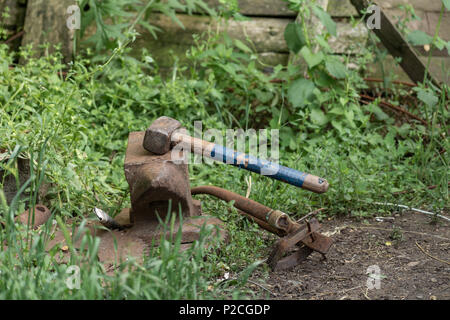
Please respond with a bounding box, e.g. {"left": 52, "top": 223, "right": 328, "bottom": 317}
{"left": 191, "top": 185, "right": 298, "bottom": 233}
{"left": 235, "top": 209, "right": 285, "bottom": 236}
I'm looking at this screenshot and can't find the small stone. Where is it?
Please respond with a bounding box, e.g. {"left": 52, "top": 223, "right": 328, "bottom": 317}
{"left": 431, "top": 278, "right": 437, "bottom": 283}
{"left": 407, "top": 261, "right": 420, "bottom": 267}
{"left": 430, "top": 295, "right": 437, "bottom": 300}
{"left": 416, "top": 294, "right": 424, "bottom": 299}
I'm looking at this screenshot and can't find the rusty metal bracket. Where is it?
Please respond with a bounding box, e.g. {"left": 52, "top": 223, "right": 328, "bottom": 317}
{"left": 267, "top": 218, "right": 333, "bottom": 271}
{"left": 191, "top": 185, "right": 333, "bottom": 271}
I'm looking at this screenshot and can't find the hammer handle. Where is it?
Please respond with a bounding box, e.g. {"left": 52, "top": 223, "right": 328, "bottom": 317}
{"left": 172, "top": 132, "right": 329, "bottom": 193}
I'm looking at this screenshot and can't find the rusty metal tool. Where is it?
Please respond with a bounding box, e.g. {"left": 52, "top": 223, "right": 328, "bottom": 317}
{"left": 191, "top": 185, "right": 333, "bottom": 271}
{"left": 143, "top": 116, "right": 329, "bottom": 193}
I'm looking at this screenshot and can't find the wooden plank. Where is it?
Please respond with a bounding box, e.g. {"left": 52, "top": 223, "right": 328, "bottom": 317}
{"left": 376, "top": 0, "right": 444, "bottom": 12}
{"left": 125, "top": 41, "right": 288, "bottom": 71}
{"left": 330, "top": 19, "right": 449, "bottom": 56}
{"left": 425, "top": 11, "right": 450, "bottom": 41}
{"left": 134, "top": 13, "right": 292, "bottom": 53}
{"left": 382, "top": 8, "right": 450, "bottom": 41}
{"left": 193, "top": 0, "right": 297, "bottom": 17}
{"left": 328, "top": 0, "right": 358, "bottom": 17}
{"left": 0, "top": 0, "right": 27, "bottom": 28}
{"left": 328, "top": 0, "right": 445, "bottom": 17}
{"left": 330, "top": 21, "right": 368, "bottom": 54}
{"left": 366, "top": 55, "right": 449, "bottom": 84}
{"left": 350, "top": 0, "right": 440, "bottom": 85}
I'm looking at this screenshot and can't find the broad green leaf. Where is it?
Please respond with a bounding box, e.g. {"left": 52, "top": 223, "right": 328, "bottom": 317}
{"left": 300, "top": 46, "right": 324, "bottom": 69}
{"left": 288, "top": 78, "right": 316, "bottom": 108}
{"left": 313, "top": 6, "right": 337, "bottom": 36}
{"left": 316, "top": 35, "right": 332, "bottom": 52}
{"left": 254, "top": 89, "right": 273, "bottom": 103}
{"left": 407, "top": 30, "right": 433, "bottom": 45}
{"left": 0, "top": 60, "right": 8, "bottom": 73}
{"left": 284, "top": 22, "right": 307, "bottom": 53}
{"left": 329, "top": 106, "right": 345, "bottom": 115}
{"left": 443, "top": 0, "right": 450, "bottom": 10}
{"left": 310, "top": 108, "right": 328, "bottom": 126}
{"left": 325, "top": 57, "right": 347, "bottom": 79}
{"left": 315, "top": 69, "right": 337, "bottom": 87}
{"left": 345, "top": 109, "right": 355, "bottom": 127}
{"left": 368, "top": 104, "right": 389, "bottom": 121}
{"left": 331, "top": 119, "right": 344, "bottom": 135}
{"left": 234, "top": 39, "right": 252, "bottom": 53}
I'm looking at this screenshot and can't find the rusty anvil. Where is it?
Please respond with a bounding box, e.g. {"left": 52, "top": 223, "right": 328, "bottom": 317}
{"left": 47, "top": 129, "right": 225, "bottom": 264}
{"left": 83, "top": 129, "right": 226, "bottom": 263}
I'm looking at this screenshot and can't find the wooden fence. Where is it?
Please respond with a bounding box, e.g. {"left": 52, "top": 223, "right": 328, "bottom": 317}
{"left": 1, "top": 0, "right": 448, "bottom": 83}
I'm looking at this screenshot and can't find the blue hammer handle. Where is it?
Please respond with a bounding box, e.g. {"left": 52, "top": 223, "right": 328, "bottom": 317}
{"left": 209, "top": 145, "right": 328, "bottom": 193}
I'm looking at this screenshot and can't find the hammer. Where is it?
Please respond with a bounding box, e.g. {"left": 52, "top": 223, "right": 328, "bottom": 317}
{"left": 143, "top": 116, "right": 329, "bottom": 193}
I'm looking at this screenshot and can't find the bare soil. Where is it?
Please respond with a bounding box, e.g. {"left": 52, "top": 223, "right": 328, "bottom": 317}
{"left": 250, "top": 211, "right": 450, "bottom": 300}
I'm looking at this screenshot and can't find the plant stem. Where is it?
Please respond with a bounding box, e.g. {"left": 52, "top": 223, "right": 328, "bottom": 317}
{"left": 423, "top": 4, "right": 445, "bottom": 84}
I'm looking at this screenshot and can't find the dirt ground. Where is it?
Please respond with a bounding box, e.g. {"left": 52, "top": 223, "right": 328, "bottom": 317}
{"left": 250, "top": 211, "right": 450, "bottom": 300}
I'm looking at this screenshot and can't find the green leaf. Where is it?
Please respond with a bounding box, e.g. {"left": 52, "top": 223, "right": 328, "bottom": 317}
{"left": 331, "top": 119, "right": 344, "bottom": 135}
{"left": 345, "top": 109, "right": 355, "bottom": 127}
{"left": 313, "top": 6, "right": 337, "bottom": 36}
{"left": 289, "top": 138, "right": 297, "bottom": 150}
{"left": 367, "top": 104, "right": 389, "bottom": 121}
{"left": 300, "top": 46, "right": 324, "bottom": 69}
{"left": 407, "top": 30, "right": 433, "bottom": 45}
{"left": 310, "top": 108, "right": 328, "bottom": 126}
{"left": 254, "top": 89, "right": 273, "bottom": 103}
{"left": 288, "top": 78, "right": 316, "bottom": 108}
{"left": 234, "top": 39, "right": 252, "bottom": 53}
{"left": 325, "top": 57, "right": 347, "bottom": 79}
{"left": 284, "top": 22, "right": 307, "bottom": 53}
{"left": 315, "top": 69, "right": 337, "bottom": 87}
{"left": 443, "top": 0, "right": 450, "bottom": 10}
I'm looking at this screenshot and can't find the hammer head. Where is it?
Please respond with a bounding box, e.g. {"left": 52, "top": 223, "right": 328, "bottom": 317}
{"left": 143, "top": 116, "right": 181, "bottom": 155}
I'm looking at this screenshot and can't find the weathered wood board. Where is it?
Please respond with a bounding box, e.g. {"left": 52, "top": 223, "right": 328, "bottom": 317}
{"left": 0, "top": 0, "right": 27, "bottom": 28}
{"left": 21, "top": 0, "right": 74, "bottom": 63}
{"left": 202, "top": 0, "right": 297, "bottom": 17}
{"left": 0, "top": 0, "right": 27, "bottom": 51}
{"left": 328, "top": 0, "right": 446, "bottom": 16}
{"left": 134, "top": 13, "right": 291, "bottom": 53}
{"left": 366, "top": 55, "right": 449, "bottom": 83}
{"left": 351, "top": 0, "right": 440, "bottom": 85}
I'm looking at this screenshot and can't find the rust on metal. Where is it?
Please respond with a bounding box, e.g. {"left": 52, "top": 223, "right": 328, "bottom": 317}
{"left": 143, "top": 116, "right": 182, "bottom": 155}
{"left": 16, "top": 204, "right": 51, "bottom": 229}
{"left": 125, "top": 131, "right": 198, "bottom": 223}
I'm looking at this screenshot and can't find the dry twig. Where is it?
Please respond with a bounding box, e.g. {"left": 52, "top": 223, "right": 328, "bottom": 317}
{"left": 415, "top": 241, "right": 450, "bottom": 266}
